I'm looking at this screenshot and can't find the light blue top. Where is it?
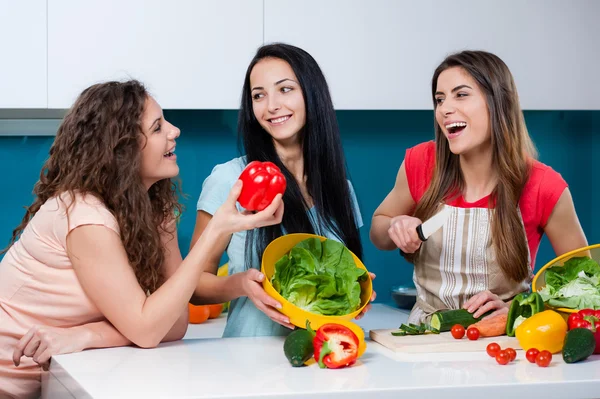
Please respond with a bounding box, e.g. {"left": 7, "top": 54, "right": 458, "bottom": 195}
{"left": 197, "top": 156, "right": 363, "bottom": 337}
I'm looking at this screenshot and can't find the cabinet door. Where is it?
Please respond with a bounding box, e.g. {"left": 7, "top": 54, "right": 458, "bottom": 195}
{"left": 48, "top": 0, "right": 263, "bottom": 109}
{"left": 265, "top": 0, "right": 600, "bottom": 110}
{"left": 0, "top": 0, "right": 47, "bottom": 108}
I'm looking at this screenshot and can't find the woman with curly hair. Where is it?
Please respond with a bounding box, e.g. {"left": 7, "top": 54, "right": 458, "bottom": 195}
{"left": 0, "top": 80, "right": 283, "bottom": 398}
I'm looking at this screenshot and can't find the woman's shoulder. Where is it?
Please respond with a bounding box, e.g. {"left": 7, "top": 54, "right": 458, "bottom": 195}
{"left": 405, "top": 141, "right": 436, "bottom": 203}
{"left": 525, "top": 160, "right": 567, "bottom": 194}
{"left": 210, "top": 156, "right": 247, "bottom": 176}
{"left": 520, "top": 159, "right": 568, "bottom": 226}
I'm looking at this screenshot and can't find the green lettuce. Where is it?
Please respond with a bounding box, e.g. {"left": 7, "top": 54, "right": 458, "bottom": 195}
{"left": 538, "top": 256, "right": 600, "bottom": 310}
{"left": 271, "top": 237, "right": 367, "bottom": 316}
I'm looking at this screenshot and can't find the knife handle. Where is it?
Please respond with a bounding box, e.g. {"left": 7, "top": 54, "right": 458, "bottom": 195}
{"left": 416, "top": 224, "right": 428, "bottom": 242}
{"left": 399, "top": 225, "right": 427, "bottom": 256}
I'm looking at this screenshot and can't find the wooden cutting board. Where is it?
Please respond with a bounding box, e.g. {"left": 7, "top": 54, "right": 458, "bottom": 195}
{"left": 370, "top": 329, "right": 519, "bottom": 353}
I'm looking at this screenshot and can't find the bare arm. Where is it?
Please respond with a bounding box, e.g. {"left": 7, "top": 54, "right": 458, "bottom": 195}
{"left": 69, "top": 182, "right": 283, "bottom": 348}
{"left": 160, "top": 218, "right": 189, "bottom": 342}
{"left": 370, "top": 161, "right": 418, "bottom": 250}
{"left": 544, "top": 189, "right": 588, "bottom": 256}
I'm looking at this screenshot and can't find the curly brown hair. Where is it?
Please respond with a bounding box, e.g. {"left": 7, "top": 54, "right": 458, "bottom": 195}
{"left": 4, "top": 80, "right": 182, "bottom": 293}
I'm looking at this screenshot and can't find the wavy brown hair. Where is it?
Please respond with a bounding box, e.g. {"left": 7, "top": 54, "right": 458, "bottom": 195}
{"left": 4, "top": 80, "right": 181, "bottom": 293}
{"left": 407, "top": 50, "right": 537, "bottom": 283}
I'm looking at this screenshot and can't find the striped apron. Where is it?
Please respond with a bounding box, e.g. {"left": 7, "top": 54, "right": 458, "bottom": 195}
{"left": 408, "top": 204, "right": 533, "bottom": 324}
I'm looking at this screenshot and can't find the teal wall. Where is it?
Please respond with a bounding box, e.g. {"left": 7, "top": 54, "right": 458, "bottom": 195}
{"left": 1, "top": 110, "right": 598, "bottom": 305}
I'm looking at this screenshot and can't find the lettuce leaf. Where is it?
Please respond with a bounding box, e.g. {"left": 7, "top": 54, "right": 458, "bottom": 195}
{"left": 271, "top": 237, "right": 367, "bottom": 316}
{"left": 539, "top": 256, "right": 600, "bottom": 310}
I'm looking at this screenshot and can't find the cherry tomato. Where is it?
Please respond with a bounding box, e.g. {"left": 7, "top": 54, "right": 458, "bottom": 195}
{"left": 450, "top": 324, "right": 465, "bottom": 339}
{"left": 466, "top": 327, "right": 480, "bottom": 341}
{"left": 526, "top": 348, "right": 540, "bottom": 363}
{"left": 495, "top": 350, "right": 510, "bottom": 365}
{"left": 505, "top": 348, "right": 517, "bottom": 362}
{"left": 535, "top": 350, "right": 552, "bottom": 367}
{"left": 486, "top": 342, "right": 501, "bottom": 358}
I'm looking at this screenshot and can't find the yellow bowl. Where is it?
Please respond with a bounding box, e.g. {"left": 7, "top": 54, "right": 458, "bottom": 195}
{"left": 261, "top": 233, "right": 372, "bottom": 356}
{"left": 532, "top": 243, "right": 600, "bottom": 317}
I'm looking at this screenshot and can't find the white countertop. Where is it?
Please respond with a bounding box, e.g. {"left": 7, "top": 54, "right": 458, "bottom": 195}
{"left": 42, "top": 304, "right": 600, "bottom": 399}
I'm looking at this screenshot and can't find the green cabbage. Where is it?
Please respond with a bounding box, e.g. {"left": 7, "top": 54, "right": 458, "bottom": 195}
{"left": 538, "top": 256, "right": 600, "bottom": 310}
{"left": 271, "top": 238, "right": 367, "bottom": 316}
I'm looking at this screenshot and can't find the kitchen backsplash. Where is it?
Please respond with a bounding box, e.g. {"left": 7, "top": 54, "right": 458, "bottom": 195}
{"left": 0, "top": 110, "right": 597, "bottom": 304}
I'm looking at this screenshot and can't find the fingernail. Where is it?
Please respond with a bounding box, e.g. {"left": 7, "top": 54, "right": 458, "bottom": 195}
{"left": 276, "top": 303, "right": 282, "bottom": 309}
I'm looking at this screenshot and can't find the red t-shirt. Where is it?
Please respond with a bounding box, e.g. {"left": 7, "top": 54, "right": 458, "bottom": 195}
{"left": 405, "top": 141, "right": 567, "bottom": 269}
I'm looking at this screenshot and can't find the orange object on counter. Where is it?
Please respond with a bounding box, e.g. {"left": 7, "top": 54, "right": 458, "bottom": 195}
{"left": 207, "top": 304, "right": 223, "bottom": 319}
{"left": 188, "top": 303, "right": 210, "bottom": 324}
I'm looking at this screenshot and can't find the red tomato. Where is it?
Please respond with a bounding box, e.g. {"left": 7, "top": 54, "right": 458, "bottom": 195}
{"left": 495, "top": 350, "right": 510, "bottom": 365}
{"left": 450, "top": 324, "right": 465, "bottom": 339}
{"left": 466, "top": 327, "right": 480, "bottom": 341}
{"left": 536, "top": 350, "right": 552, "bottom": 367}
{"left": 505, "top": 348, "right": 517, "bottom": 362}
{"left": 526, "top": 348, "right": 540, "bottom": 363}
{"left": 486, "top": 342, "right": 501, "bottom": 358}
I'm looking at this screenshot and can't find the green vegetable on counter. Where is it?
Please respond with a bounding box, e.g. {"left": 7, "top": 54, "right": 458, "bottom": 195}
{"left": 391, "top": 323, "right": 440, "bottom": 336}
{"left": 271, "top": 238, "right": 367, "bottom": 316}
{"left": 283, "top": 320, "right": 316, "bottom": 367}
{"left": 506, "top": 292, "right": 544, "bottom": 337}
{"left": 430, "top": 309, "right": 492, "bottom": 332}
{"left": 562, "top": 327, "right": 596, "bottom": 364}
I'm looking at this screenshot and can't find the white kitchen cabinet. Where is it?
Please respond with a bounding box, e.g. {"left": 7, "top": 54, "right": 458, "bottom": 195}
{"left": 264, "top": 0, "right": 600, "bottom": 110}
{"left": 0, "top": 0, "right": 47, "bottom": 108}
{"left": 47, "top": 0, "right": 263, "bottom": 109}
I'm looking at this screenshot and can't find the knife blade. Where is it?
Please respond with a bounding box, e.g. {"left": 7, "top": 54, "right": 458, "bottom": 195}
{"left": 416, "top": 206, "right": 450, "bottom": 241}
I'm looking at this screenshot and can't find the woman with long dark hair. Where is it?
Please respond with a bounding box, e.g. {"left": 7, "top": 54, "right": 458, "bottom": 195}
{"left": 0, "top": 80, "right": 282, "bottom": 398}
{"left": 370, "top": 50, "right": 587, "bottom": 324}
{"left": 190, "top": 43, "right": 373, "bottom": 337}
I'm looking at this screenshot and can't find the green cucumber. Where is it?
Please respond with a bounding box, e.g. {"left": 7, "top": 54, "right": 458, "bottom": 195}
{"left": 430, "top": 309, "right": 492, "bottom": 332}
{"left": 562, "top": 328, "right": 596, "bottom": 364}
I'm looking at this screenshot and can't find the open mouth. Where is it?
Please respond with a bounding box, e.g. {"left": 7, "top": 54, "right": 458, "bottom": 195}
{"left": 268, "top": 115, "right": 291, "bottom": 125}
{"left": 445, "top": 122, "right": 467, "bottom": 136}
{"left": 164, "top": 148, "right": 176, "bottom": 159}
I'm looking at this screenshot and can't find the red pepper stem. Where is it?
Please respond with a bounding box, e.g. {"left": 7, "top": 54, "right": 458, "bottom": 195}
{"left": 318, "top": 340, "right": 333, "bottom": 369}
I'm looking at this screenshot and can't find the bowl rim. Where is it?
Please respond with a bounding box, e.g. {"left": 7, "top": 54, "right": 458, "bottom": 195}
{"left": 532, "top": 243, "right": 600, "bottom": 314}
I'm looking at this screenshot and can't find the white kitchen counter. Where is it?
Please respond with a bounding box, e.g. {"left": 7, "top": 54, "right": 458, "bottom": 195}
{"left": 42, "top": 304, "right": 600, "bottom": 399}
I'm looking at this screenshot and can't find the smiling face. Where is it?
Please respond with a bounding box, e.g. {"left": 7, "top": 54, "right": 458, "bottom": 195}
{"left": 249, "top": 57, "right": 306, "bottom": 146}
{"left": 139, "top": 96, "right": 181, "bottom": 189}
{"left": 434, "top": 66, "right": 491, "bottom": 156}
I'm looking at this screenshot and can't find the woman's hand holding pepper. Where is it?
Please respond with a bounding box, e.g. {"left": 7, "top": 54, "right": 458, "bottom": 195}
{"left": 212, "top": 180, "right": 284, "bottom": 236}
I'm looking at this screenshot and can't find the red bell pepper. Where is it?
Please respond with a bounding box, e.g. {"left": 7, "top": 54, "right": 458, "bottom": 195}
{"left": 567, "top": 309, "right": 600, "bottom": 354}
{"left": 313, "top": 323, "right": 359, "bottom": 369}
{"left": 237, "top": 161, "right": 286, "bottom": 211}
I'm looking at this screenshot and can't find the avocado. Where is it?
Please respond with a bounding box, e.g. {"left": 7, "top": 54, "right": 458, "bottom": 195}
{"left": 562, "top": 328, "right": 596, "bottom": 364}
{"left": 283, "top": 328, "right": 314, "bottom": 367}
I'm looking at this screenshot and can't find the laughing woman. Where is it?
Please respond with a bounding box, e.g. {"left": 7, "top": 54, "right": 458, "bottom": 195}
{"left": 0, "top": 80, "right": 283, "bottom": 398}
{"left": 190, "top": 43, "right": 374, "bottom": 337}
{"left": 370, "top": 50, "right": 587, "bottom": 324}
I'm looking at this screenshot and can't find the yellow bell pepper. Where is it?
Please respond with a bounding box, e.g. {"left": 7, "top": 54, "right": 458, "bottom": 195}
{"left": 515, "top": 310, "right": 567, "bottom": 354}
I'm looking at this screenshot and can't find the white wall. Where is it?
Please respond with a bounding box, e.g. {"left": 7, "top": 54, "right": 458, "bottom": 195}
{"left": 0, "top": 0, "right": 47, "bottom": 108}
{"left": 264, "top": 0, "right": 600, "bottom": 110}
{"left": 1, "top": 0, "right": 599, "bottom": 110}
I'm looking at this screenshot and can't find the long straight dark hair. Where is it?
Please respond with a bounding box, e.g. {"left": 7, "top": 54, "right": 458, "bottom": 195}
{"left": 238, "top": 43, "right": 363, "bottom": 268}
